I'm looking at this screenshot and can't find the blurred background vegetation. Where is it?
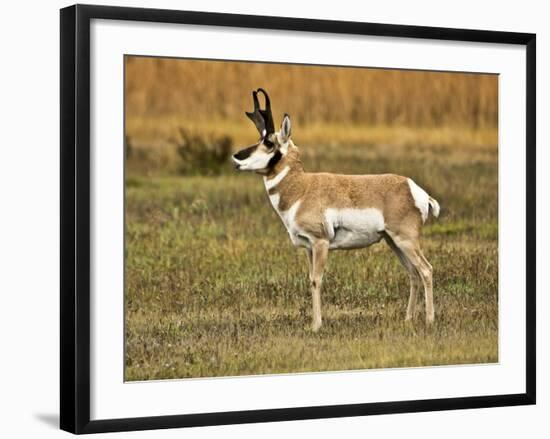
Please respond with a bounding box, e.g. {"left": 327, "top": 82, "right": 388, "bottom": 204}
{"left": 125, "top": 56, "right": 497, "bottom": 177}
{"left": 124, "top": 56, "right": 498, "bottom": 380}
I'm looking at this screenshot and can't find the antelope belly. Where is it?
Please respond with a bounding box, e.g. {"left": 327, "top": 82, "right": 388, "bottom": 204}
{"left": 325, "top": 208, "right": 385, "bottom": 249}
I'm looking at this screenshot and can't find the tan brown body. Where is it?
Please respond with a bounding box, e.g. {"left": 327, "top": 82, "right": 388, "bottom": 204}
{"left": 266, "top": 147, "right": 423, "bottom": 244}
{"left": 233, "top": 91, "right": 439, "bottom": 331}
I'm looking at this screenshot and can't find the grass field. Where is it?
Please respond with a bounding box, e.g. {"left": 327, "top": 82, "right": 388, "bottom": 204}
{"left": 124, "top": 133, "right": 498, "bottom": 381}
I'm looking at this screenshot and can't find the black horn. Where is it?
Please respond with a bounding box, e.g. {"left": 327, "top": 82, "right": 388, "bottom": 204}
{"left": 245, "top": 88, "right": 275, "bottom": 137}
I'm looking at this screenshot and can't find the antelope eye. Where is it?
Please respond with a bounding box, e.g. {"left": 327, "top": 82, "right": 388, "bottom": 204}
{"left": 264, "top": 139, "right": 275, "bottom": 149}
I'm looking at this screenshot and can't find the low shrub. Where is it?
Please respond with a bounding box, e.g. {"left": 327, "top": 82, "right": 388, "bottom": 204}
{"left": 172, "top": 128, "right": 232, "bottom": 176}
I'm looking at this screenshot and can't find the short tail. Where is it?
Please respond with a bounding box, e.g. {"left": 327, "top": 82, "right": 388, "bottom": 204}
{"left": 407, "top": 178, "right": 440, "bottom": 222}
{"left": 428, "top": 196, "right": 440, "bottom": 218}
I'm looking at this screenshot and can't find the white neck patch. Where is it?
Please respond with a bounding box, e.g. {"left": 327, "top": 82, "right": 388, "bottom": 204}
{"left": 264, "top": 166, "right": 290, "bottom": 191}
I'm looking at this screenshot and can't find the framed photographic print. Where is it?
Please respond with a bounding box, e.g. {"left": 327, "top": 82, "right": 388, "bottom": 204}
{"left": 60, "top": 4, "right": 536, "bottom": 434}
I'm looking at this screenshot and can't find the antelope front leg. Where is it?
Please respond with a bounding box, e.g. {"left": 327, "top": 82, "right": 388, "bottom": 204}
{"left": 306, "top": 248, "right": 314, "bottom": 284}
{"left": 310, "top": 240, "right": 329, "bottom": 332}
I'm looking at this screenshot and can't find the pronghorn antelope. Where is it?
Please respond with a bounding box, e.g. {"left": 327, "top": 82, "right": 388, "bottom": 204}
{"left": 232, "top": 89, "right": 440, "bottom": 332}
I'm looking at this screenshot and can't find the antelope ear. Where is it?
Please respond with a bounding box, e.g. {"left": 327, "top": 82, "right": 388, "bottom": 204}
{"left": 280, "top": 113, "right": 291, "bottom": 143}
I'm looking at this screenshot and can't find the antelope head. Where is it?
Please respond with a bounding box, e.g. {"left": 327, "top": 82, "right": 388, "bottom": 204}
{"left": 232, "top": 88, "right": 292, "bottom": 173}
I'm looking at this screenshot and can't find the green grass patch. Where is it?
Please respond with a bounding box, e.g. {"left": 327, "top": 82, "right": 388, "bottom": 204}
{"left": 125, "top": 142, "right": 498, "bottom": 380}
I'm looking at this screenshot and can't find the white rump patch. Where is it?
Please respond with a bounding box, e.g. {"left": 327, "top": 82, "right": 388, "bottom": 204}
{"left": 264, "top": 166, "right": 290, "bottom": 191}
{"left": 324, "top": 208, "right": 385, "bottom": 250}
{"left": 407, "top": 178, "right": 431, "bottom": 223}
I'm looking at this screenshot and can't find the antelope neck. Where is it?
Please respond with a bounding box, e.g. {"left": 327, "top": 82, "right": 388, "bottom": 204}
{"left": 264, "top": 147, "right": 303, "bottom": 191}
{"left": 264, "top": 166, "right": 290, "bottom": 191}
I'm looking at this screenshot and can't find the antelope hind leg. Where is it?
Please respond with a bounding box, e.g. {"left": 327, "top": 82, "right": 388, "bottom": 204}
{"left": 384, "top": 233, "right": 421, "bottom": 321}
{"left": 385, "top": 231, "right": 434, "bottom": 324}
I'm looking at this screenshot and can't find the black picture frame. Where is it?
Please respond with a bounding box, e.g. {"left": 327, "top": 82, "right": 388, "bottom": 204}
{"left": 60, "top": 4, "right": 536, "bottom": 434}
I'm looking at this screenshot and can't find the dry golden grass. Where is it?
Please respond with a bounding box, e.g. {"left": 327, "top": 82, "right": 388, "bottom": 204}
{"left": 125, "top": 56, "right": 498, "bottom": 178}
{"left": 126, "top": 57, "right": 497, "bottom": 129}
{"left": 126, "top": 117, "right": 498, "bottom": 149}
